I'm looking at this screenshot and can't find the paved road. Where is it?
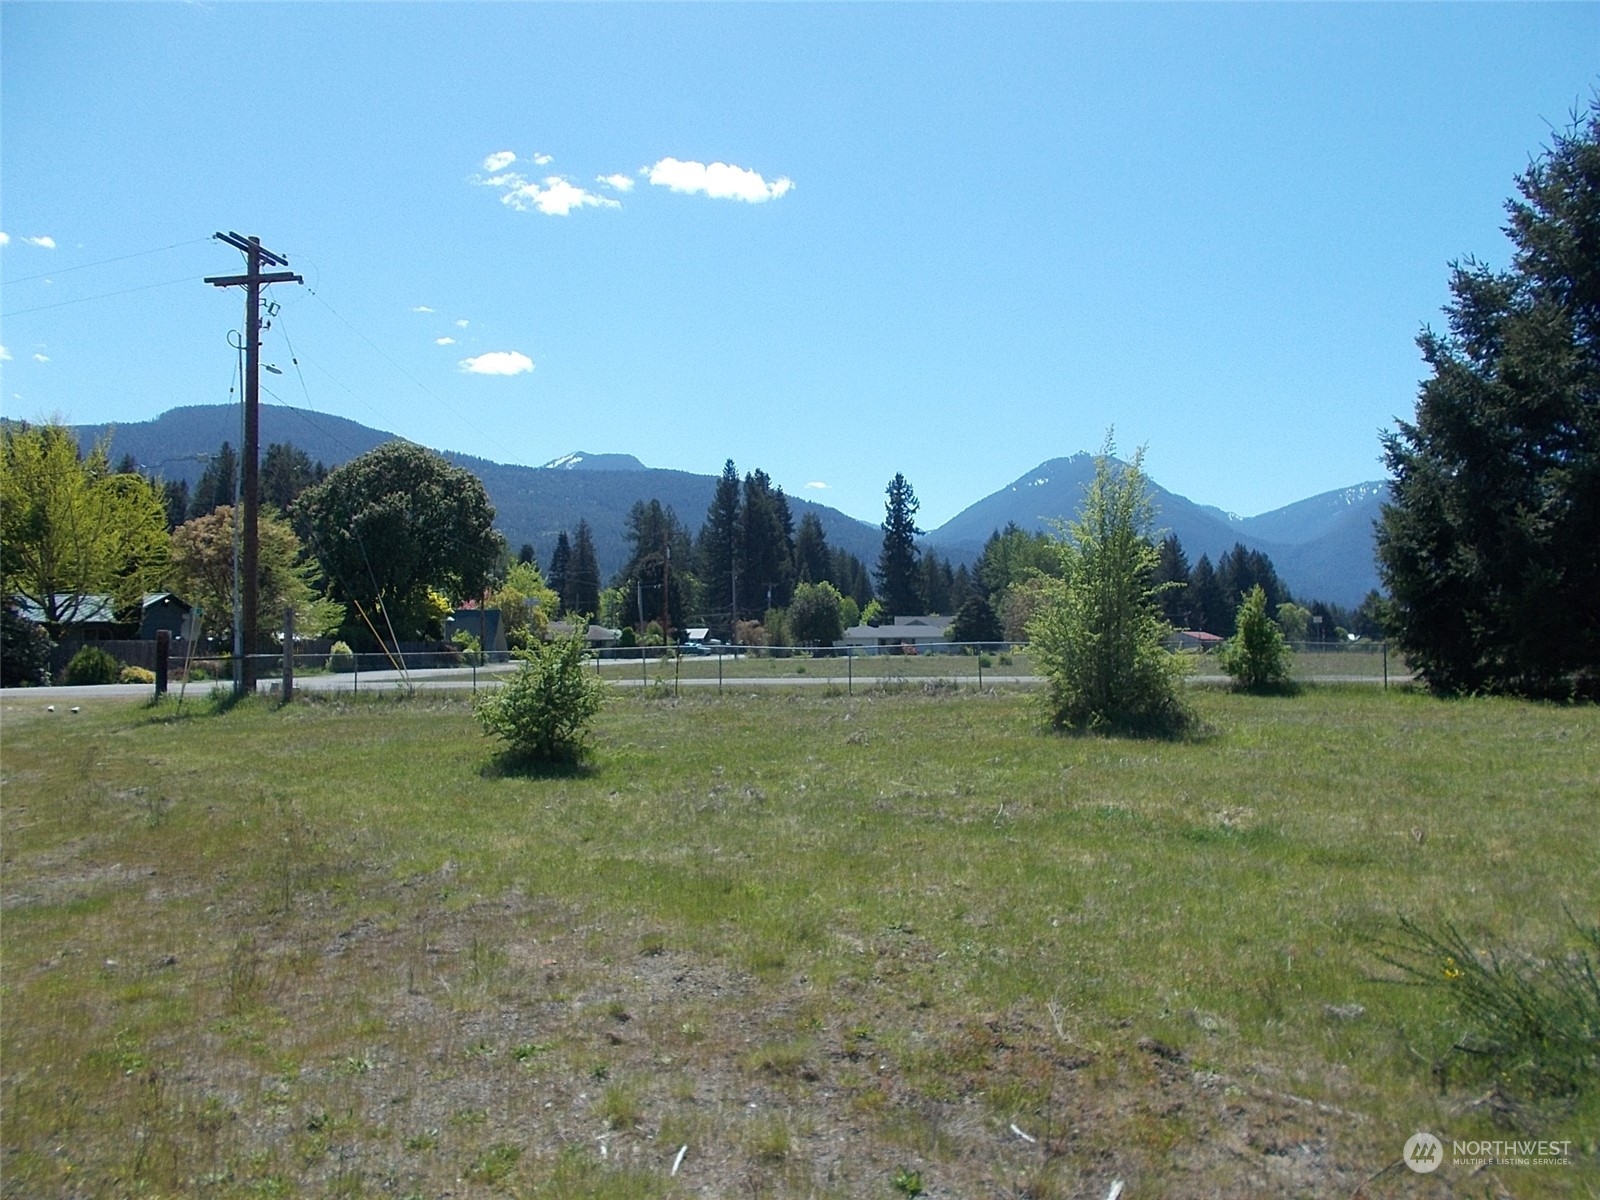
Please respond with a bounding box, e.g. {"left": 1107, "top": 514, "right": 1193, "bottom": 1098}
{"left": 4, "top": 667, "right": 1406, "bottom": 708}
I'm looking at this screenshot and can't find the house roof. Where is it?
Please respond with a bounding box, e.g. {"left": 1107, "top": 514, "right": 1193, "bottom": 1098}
{"left": 143, "top": 592, "right": 192, "bottom": 610}
{"left": 14, "top": 594, "right": 119, "bottom": 624}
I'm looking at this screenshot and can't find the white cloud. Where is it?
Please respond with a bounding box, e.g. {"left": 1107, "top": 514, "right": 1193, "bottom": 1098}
{"left": 0, "top": 345, "right": 11, "bottom": 361}
{"left": 532, "top": 153, "right": 552, "bottom": 165}
{"left": 411, "top": 305, "right": 435, "bottom": 313}
{"left": 435, "top": 337, "right": 456, "bottom": 346}
{"left": 598, "top": 173, "right": 635, "bottom": 193}
{"left": 23, "top": 235, "right": 57, "bottom": 249}
{"left": 645, "top": 158, "right": 793, "bottom": 203}
{"left": 459, "top": 351, "right": 534, "bottom": 376}
{"left": 32, "top": 353, "right": 51, "bottom": 364}
{"left": 482, "top": 150, "right": 517, "bottom": 172}
{"left": 805, "top": 481, "right": 829, "bottom": 490}
{"left": 473, "top": 161, "right": 621, "bottom": 217}
{"left": 455, "top": 318, "right": 469, "bottom": 328}
{"left": 0, "top": 232, "right": 9, "bottom": 246}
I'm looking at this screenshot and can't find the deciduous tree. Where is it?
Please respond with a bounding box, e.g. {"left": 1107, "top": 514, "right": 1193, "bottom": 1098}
{"left": 1028, "top": 438, "right": 1191, "bottom": 734}
{"left": 169, "top": 505, "right": 343, "bottom": 639}
{"left": 295, "top": 441, "right": 501, "bottom": 639}
{"left": 0, "top": 423, "right": 169, "bottom": 632}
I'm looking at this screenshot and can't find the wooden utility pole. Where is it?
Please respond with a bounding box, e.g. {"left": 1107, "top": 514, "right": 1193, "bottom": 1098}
{"left": 206, "top": 233, "right": 302, "bottom": 697}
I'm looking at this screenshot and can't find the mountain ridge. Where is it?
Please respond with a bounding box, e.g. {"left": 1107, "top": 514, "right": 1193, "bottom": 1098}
{"left": 67, "top": 404, "right": 1386, "bottom": 607}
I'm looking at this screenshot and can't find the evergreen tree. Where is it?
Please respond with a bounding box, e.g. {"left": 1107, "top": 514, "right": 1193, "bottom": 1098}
{"left": 1377, "top": 104, "right": 1600, "bottom": 697}
{"left": 115, "top": 452, "right": 139, "bottom": 476}
{"left": 567, "top": 520, "right": 601, "bottom": 619}
{"left": 262, "top": 442, "right": 322, "bottom": 511}
{"left": 1152, "top": 534, "right": 1192, "bottom": 628}
{"left": 920, "top": 551, "right": 954, "bottom": 613}
{"left": 1217, "top": 543, "right": 1286, "bottom": 618}
{"left": 830, "top": 547, "right": 874, "bottom": 608}
{"left": 950, "top": 563, "right": 976, "bottom": 612}
{"left": 614, "top": 500, "right": 696, "bottom": 635}
{"left": 793, "top": 512, "right": 830, "bottom": 585}
{"left": 741, "top": 469, "right": 792, "bottom": 611}
{"left": 190, "top": 442, "right": 238, "bottom": 517}
{"left": 547, "top": 532, "right": 571, "bottom": 615}
{"left": 517, "top": 543, "right": 536, "bottom": 566}
{"left": 875, "top": 472, "right": 923, "bottom": 617}
{"left": 698, "top": 459, "right": 743, "bottom": 630}
{"left": 1187, "top": 554, "right": 1228, "bottom": 636}
{"left": 949, "top": 593, "right": 1003, "bottom": 647}
{"left": 975, "top": 522, "right": 1056, "bottom": 598}
{"left": 160, "top": 478, "right": 190, "bottom": 530}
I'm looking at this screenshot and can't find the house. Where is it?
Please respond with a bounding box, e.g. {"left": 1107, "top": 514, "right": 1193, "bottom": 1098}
{"left": 445, "top": 607, "right": 507, "bottom": 654}
{"left": 1172, "top": 629, "right": 1225, "bottom": 652}
{"left": 548, "top": 620, "right": 621, "bottom": 649}
{"left": 139, "top": 593, "right": 195, "bottom": 641}
{"left": 15, "top": 594, "right": 126, "bottom": 639}
{"left": 838, "top": 614, "right": 956, "bottom": 652}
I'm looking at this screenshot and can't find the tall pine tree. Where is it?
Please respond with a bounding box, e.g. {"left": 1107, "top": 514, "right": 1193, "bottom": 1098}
{"left": 566, "top": 520, "right": 601, "bottom": 620}
{"left": 875, "top": 472, "right": 923, "bottom": 617}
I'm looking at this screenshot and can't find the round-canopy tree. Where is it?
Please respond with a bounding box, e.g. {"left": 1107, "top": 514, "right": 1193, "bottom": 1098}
{"left": 295, "top": 441, "right": 502, "bottom": 640}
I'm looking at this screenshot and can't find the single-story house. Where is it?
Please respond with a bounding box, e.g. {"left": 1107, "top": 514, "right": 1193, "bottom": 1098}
{"left": 838, "top": 614, "right": 956, "bottom": 652}
{"left": 140, "top": 593, "right": 195, "bottom": 641}
{"left": 445, "top": 607, "right": 507, "bottom": 654}
{"left": 1172, "top": 629, "right": 1225, "bottom": 652}
{"left": 548, "top": 620, "right": 621, "bottom": 649}
{"left": 15, "top": 594, "right": 127, "bottom": 639}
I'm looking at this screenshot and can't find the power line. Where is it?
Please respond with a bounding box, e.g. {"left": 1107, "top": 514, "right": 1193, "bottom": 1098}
{"left": 4, "top": 237, "right": 213, "bottom": 285}
{"left": 1, "top": 275, "right": 207, "bottom": 318}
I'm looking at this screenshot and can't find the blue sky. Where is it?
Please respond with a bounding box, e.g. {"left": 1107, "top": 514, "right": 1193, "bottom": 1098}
{"left": 2, "top": 3, "right": 1595, "bottom": 529}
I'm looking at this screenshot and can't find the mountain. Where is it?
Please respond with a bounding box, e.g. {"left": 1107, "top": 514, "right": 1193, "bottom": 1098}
{"left": 70, "top": 405, "right": 882, "bottom": 580}
{"left": 924, "top": 456, "right": 1386, "bottom": 608}
{"left": 69, "top": 404, "right": 1387, "bottom": 606}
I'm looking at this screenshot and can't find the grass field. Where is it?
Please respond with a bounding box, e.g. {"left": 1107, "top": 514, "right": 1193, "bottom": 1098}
{"left": 1, "top": 684, "right": 1595, "bottom": 1198}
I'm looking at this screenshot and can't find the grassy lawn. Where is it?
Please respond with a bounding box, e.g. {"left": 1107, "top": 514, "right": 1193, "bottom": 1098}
{"left": 1, "top": 685, "right": 1595, "bottom": 1198}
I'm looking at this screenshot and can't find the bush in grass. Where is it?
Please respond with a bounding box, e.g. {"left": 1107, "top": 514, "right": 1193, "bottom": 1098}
{"left": 1, "top": 605, "right": 53, "bottom": 686}
{"left": 474, "top": 625, "right": 605, "bottom": 764}
{"left": 63, "top": 644, "right": 120, "bottom": 686}
{"left": 327, "top": 640, "right": 355, "bottom": 672}
{"left": 119, "top": 665, "right": 156, "bottom": 684}
{"left": 1374, "top": 915, "right": 1600, "bottom": 1100}
{"left": 1218, "top": 585, "right": 1294, "bottom": 691}
{"left": 1028, "top": 438, "right": 1193, "bottom": 735}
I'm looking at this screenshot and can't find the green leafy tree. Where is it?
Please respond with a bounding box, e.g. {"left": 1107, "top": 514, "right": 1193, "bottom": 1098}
{"left": 490, "top": 560, "right": 560, "bottom": 649}
{"left": 169, "top": 505, "right": 344, "bottom": 639}
{"left": 295, "top": 441, "right": 501, "bottom": 639}
{"left": 1028, "top": 439, "right": 1191, "bottom": 734}
{"left": 975, "top": 522, "right": 1057, "bottom": 598}
{"left": 1274, "top": 601, "right": 1312, "bottom": 643}
{"left": 787, "top": 580, "right": 847, "bottom": 647}
{"left": 0, "top": 422, "right": 169, "bottom": 632}
{"left": 1377, "top": 105, "right": 1600, "bottom": 697}
{"left": 1219, "top": 585, "right": 1295, "bottom": 691}
{"left": 474, "top": 624, "right": 605, "bottom": 765}
{"left": 875, "top": 472, "right": 923, "bottom": 617}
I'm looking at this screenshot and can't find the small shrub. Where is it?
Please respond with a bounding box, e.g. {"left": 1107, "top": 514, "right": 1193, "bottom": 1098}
{"left": 474, "top": 625, "right": 605, "bottom": 764}
{"left": 1218, "top": 586, "right": 1294, "bottom": 691}
{"left": 327, "top": 641, "right": 355, "bottom": 672}
{"left": 64, "top": 645, "right": 120, "bottom": 686}
{"left": 1, "top": 606, "right": 53, "bottom": 686}
{"left": 119, "top": 665, "right": 156, "bottom": 684}
{"left": 1373, "top": 915, "right": 1600, "bottom": 1100}
{"left": 451, "top": 629, "right": 484, "bottom": 666}
{"left": 978, "top": 654, "right": 994, "bottom": 669}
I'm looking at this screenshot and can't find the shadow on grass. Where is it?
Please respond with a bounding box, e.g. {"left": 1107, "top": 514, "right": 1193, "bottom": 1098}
{"left": 1228, "top": 680, "right": 1305, "bottom": 698}
{"left": 478, "top": 753, "right": 599, "bottom": 781}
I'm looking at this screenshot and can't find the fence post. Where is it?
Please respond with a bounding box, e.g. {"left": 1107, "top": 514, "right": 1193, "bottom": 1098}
{"left": 282, "top": 608, "right": 295, "bottom": 704}
{"left": 848, "top": 649, "right": 853, "bottom": 696}
{"left": 353, "top": 653, "right": 359, "bottom": 695}
{"left": 977, "top": 647, "right": 982, "bottom": 690}
{"left": 1382, "top": 640, "right": 1389, "bottom": 691}
{"left": 154, "top": 630, "right": 170, "bottom": 696}
{"left": 675, "top": 651, "right": 681, "bottom": 699}
{"left": 718, "top": 648, "right": 723, "bottom": 694}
